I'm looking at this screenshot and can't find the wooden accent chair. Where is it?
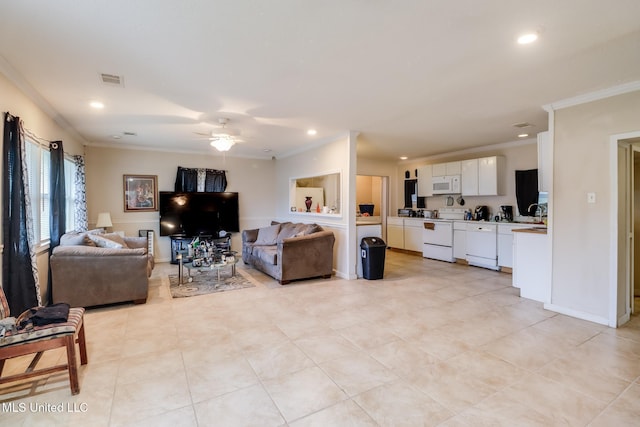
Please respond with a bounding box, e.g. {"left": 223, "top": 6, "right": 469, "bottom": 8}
{"left": 0, "top": 286, "right": 87, "bottom": 395}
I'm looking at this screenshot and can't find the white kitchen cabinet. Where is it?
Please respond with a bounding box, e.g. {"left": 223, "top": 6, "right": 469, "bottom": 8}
{"left": 417, "top": 165, "right": 433, "bottom": 197}
{"left": 497, "top": 223, "right": 538, "bottom": 269}
{"left": 537, "top": 131, "right": 551, "bottom": 192}
{"left": 461, "top": 159, "right": 478, "bottom": 196}
{"left": 478, "top": 156, "right": 505, "bottom": 196}
{"left": 387, "top": 217, "right": 404, "bottom": 249}
{"left": 431, "top": 163, "right": 446, "bottom": 177}
{"left": 513, "top": 229, "right": 549, "bottom": 302}
{"left": 432, "top": 161, "right": 460, "bottom": 177}
{"left": 403, "top": 218, "right": 424, "bottom": 252}
{"left": 453, "top": 221, "right": 467, "bottom": 259}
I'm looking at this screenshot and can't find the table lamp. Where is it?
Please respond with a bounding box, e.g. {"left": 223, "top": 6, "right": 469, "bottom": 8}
{"left": 96, "top": 212, "right": 113, "bottom": 232}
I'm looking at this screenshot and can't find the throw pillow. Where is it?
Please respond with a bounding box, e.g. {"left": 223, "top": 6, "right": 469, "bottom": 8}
{"left": 255, "top": 224, "right": 281, "bottom": 245}
{"left": 87, "top": 233, "right": 124, "bottom": 249}
{"left": 60, "top": 232, "right": 95, "bottom": 246}
{"left": 276, "top": 223, "right": 299, "bottom": 242}
{"left": 103, "top": 233, "right": 129, "bottom": 249}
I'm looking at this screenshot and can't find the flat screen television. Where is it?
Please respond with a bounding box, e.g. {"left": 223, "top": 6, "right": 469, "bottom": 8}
{"left": 159, "top": 191, "right": 239, "bottom": 237}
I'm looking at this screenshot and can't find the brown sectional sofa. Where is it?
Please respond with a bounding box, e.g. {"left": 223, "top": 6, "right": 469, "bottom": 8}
{"left": 50, "top": 231, "right": 154, "bottom": 307}
{"left": 242, "top": 222, "right": 335, "bottom": 284}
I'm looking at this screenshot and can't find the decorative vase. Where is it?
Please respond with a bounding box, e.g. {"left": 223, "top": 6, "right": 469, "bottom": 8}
{"left": 305, "top": 196, "right": 312, "bottom": 212}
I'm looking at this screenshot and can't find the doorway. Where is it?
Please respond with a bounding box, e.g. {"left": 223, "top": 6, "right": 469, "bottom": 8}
{"left": 613, "top": 134, "right": 640, "bottom": 326}
{"left": 356, "top": 175, "right": 389, "bottom": 241}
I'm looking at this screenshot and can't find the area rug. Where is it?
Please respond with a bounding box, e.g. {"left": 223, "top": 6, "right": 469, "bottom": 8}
{"left": 168, "top": 268, "right": 255, "bottom": 298}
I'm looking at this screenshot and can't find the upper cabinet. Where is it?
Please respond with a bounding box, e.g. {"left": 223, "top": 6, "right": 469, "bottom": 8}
{"left": 537, "top": 131, "right": 551, "bottom": 192}
{"left": 461, "top": 159, "right": 479, "bottom": 196}
{"left": 461, "top": 155, "right": 505, "bottom": 196}
{"left": 432, "top": 161, "right": 461, "bottom": 177}
{"left": 417, "top": 164, "right": 433, "bottom": 197}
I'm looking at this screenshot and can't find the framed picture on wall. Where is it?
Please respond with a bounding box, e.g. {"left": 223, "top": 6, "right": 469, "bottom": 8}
{"left": 123, "top": 175, "right": 158, "bottom": 212}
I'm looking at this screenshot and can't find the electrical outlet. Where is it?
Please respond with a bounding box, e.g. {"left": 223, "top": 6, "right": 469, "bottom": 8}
{"left": 587, "top": 192, "right": 596, "bottom": 204}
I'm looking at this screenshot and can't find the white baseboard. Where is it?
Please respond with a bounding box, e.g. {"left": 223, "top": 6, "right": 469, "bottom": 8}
{"left": 544, "top": 303, "right": 610, "bottom": 326}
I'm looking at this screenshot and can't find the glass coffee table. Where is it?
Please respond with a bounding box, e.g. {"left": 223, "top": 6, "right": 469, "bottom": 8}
{"left": 178, "top": 251, "right": 239, "bottom": 285}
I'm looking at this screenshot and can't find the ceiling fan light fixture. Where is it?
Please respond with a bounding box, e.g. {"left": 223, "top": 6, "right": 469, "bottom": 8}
{"left": 210, "top": 136, "right": 235, "bottom": 152}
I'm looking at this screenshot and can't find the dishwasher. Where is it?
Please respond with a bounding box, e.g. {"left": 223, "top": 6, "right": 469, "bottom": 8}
{"left": 465, "top": 222, "right": 498, "bottom": 270}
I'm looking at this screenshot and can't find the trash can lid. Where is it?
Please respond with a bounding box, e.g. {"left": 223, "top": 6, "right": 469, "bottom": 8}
{"left": 361, "top": 237, "right": 386, "bottom": 247}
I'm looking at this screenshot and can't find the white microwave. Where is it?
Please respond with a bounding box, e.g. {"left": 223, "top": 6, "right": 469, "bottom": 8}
{"left": 432, "top": 175, "right": 461, "bottom": 194}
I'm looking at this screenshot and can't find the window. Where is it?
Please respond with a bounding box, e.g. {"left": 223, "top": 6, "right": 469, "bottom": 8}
{"left": 25, "top": 140, "right": 50, "bottom": 244}
{"left": 64, "top": 157, "right": 77, "bottom": 232}
{"left": 25, "top": 140, "right": 78, "bottom": 245}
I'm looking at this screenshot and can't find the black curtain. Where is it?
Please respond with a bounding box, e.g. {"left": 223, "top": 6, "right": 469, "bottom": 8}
{"left": 205, "top": 169, "right": 227, "bottom": 192}
{"left": 515, "top": 169, "right": 539, "bottom": 216}
{"left": 48, "top": 141, "right": 65, "bottom": 304}
{"left": 175, "top": 167, "right": 198, "bottom": 192}
{"left": 2, "top": 113, "right": 38, "bottom": 314}
{"left": 175, "top": 167, "right": 227, "bottom": 192}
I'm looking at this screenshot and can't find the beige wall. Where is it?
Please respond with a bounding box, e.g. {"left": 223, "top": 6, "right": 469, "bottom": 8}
{"left": 397, "top": 141, "right": 538, "bottom": 217}
{"left": 85, "top": 146, "right": 277, "bottom": 262}
{"left": 356, "top": 175, "right": 382, "bottom": 216}
{"left": 357, "top": 157, "right": 399, "bottom": 212}
{"left": 276, "top": 134, "right": 355, "bottom": 279}
{"left": 0, "top": 72, "right": 86, "bottom": 303}
{"left": 552, "top": 90, "right": 640, "bottom": 322}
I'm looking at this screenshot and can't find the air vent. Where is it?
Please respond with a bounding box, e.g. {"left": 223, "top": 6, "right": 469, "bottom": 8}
{"left": 100, "top": 73, "right": 124, "bottom": 87}
{"left": 123, "top": 131, "right": 137, "bottom": 136}
{"left": 512, "top": 122, "right": 533, "bottom": 128}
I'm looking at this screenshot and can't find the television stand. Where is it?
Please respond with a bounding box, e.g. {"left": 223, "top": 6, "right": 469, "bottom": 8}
{"left": 169, "top": 234, "right": 232, "bottom": 264}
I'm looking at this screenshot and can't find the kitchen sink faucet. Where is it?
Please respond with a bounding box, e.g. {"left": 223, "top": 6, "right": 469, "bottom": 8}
{"left": 528, "top": 203, "right": 547, "bottom": 223}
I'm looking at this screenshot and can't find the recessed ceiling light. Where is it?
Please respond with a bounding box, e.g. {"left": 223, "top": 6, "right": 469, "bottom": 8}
{"left": 400, "top": 156, "right": 408, "bottom": 160}
{"left": 89, "top": 101, "right": 104, "bottom": 109}
{"left": 263, "top": 148, "right": 272, "bottom": 152}
{"left": 111, "top": 135, "right": 122, "bottom": 139}
{"left": 517, "top": 33, "right": 538, "bottom": 44}
{"left": 518, "top": 133, "right": 529, "bottom": 138}
{"left": 307, "top": 129, "right": 317, "bottom": 136}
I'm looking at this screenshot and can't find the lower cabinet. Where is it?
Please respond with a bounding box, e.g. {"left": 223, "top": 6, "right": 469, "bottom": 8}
{"left": 513, "top": 229, "right": 549, "bottom": 302}
{"left": 453, "top": 222, "right": 466, "bottom": 259}
{"left": 387, "top": 218, "right": 405, "bottom": 249}
{"left": 403, "top": 219, "right": 424, "bottom": 252}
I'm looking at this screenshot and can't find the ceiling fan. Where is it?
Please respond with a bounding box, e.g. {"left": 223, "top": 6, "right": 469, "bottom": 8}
{"left": 194, "top": 118, "right": 242, "bottom": 151}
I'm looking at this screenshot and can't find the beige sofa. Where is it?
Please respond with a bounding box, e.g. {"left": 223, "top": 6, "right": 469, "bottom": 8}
{"left": 50, "top": 231, "right": 154, "bottom": 307}
{"left": 242, "top": 222, "right": 335, "bottom": 284}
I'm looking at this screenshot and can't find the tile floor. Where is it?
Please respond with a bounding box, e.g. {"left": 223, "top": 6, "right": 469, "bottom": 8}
{"left": 2, "top": 250, "right": 640, "bottom": 426}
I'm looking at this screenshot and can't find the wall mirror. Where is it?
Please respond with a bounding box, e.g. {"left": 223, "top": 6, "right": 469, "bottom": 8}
{"left": 289, "top": 172, "right": 341, "bottom": 215}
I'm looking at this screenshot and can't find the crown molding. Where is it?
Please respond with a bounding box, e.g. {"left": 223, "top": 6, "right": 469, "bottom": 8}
{"left": 0, "top": 54, "right": 89, "bottom": 145}
{"left": 543, "top": 80, "right": 640, "bottom": 112}
{"left": 398, "top": 137, "right": 537, "bottom": 165}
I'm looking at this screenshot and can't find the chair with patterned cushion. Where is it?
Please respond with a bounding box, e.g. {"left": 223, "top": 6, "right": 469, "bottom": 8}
{"left": 0, "top": 286, "right": 87, "bottom": 395}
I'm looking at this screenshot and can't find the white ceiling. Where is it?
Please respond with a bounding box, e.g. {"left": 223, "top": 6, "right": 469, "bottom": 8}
{"left": 1, "top": 1, "right": 639, "bottom": 160}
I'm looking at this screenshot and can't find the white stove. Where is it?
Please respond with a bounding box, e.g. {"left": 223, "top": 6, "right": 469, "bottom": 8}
{"left": 422, "top": 211, "right": 464, "bottom": 262}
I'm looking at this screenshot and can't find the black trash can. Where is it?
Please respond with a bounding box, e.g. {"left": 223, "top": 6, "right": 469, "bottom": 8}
{"left": 361, "top": 237, "right": 386, "bottom": 280}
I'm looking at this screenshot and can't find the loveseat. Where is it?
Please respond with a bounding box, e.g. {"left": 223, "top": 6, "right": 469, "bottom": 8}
{"left": 50, "top": 231, "right": 154, "bottom": 307}
{"left": 242, "top": 222, "right": 335, "bottom": 284}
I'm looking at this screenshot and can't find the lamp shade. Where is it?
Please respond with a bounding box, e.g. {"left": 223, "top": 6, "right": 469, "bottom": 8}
{"left": 96, "top": 212, "right": 113, "bottom": 228}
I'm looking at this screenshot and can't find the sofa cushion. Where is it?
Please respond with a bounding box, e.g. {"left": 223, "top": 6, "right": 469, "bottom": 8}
{"left": 277, "top": 222, "right": 301, "bottom": 242}
{"left": 103, "top": 232, "right": 129, "bottom": 249}
{"left": 60, "top": 232, "right": 95, "bottom": 247}
{"left": 87, "top": 233, "right": 124, "bottom": 249}
{"left": 295, "top": 223, "right": 322, "bottom": 237}
{"left": 253, "top": 246, "right": 278, "bottom": 265}
{"left": 255, "top": 224, "right": 281, "bottom": 245}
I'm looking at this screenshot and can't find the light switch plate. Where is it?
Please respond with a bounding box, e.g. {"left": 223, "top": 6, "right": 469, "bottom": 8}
{"left": 587, "top": 192, "right": 596, "bottom": 203}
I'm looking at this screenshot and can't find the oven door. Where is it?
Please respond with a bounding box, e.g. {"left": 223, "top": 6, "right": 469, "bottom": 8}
{"left": 423, "top": 221, "right": 453, "bottom": 246}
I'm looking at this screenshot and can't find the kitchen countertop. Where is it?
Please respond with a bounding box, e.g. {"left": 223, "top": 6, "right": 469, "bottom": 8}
{"left": 512, "top": 227, "right": 548, "bottom": 234}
